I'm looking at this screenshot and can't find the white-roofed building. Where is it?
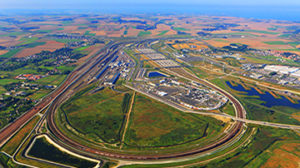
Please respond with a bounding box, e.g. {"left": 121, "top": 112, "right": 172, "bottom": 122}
{"left": 264, "top": 65, "right": 299, "bottom": 75}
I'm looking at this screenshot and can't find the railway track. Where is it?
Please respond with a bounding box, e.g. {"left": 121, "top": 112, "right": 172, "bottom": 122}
{"left": 45, "top": 40, "right": 247, "bottom": 161}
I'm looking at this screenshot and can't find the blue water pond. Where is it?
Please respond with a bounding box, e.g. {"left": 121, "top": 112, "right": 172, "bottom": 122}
{"left": 226, "top": 81, "right": 300, "bottom": 109}
{"left": 148, "top": 72, "right": 167, "bottom": 78}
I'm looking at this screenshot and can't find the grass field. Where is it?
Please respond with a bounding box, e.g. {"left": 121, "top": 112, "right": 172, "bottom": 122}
{"left": 28, "top": 89, "right": 51, "bottom": 100}
{"left": 138, "top": 31, "right": 152, "bottom": 37}
{"left": 157, "top": 30, "right": 169, "bottom": 36}
{"left": 60, "top": 86, "right": 132, "bottom": 143}
{"left": 74, "top": 46, "right": 90, "bottom": 51}
{"left": 221, "top": 32, "right": 260, "bottom": 37}
{"left": 263, "top": 41, "right": 287, "bottom": 45}
{"left": 18, "top": 37, "right": 39, "bottom": 46}
{"left": 124, "top": 93, "right": 223, "bottom": 147}
{"left": 219, "top": 101, "right": 235, "bottom": 116}
{"left": 0, "top": 48, "right": 22, "bottom": 58}
{"left": 198, "top": 126, "right": 300, "bottom": 168}
{"left": 173, "top": 27, "right": 190, "bottom": 31}
{"left": 53, "top": 38, "right": 81, "bottom": 44}
{"left": 31, "top": 75, "right": 66, "bottom": 86}
{"left": 245, "top": 29, "right": 279, "bottom": 35}
{"left": 84, "top": 31, "right": 96, "bottom": 36}
{"left": 0, "top": 153, "right": 24, "bottom": 168}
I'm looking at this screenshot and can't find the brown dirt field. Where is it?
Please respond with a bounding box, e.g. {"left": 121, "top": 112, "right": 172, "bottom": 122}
{"left": 205, "top": 39, "right": 231, "bottom": 48}
{"left": 164, "top": 30, "right": 177, "bottom": 36}
{"left": 0, "top": 50, "right": 8, "bottom": 55}
{"left": 136, "top": 126, "right": 170, "bottom": 139}
{"left": 225, "top": 38, "right": 294, "bottom": 50}
{"left": 125, "top": 27, "right": 141, "bottom": 37}
{"left": 15, "top": 40, "right": 65, "bottom": 58}
{"left": 63, "top": 26, "right": 80, "bottom": 31}
{"left": 279, "top": 143, "right": 300, "bottom": 153}
{"left": 150, "top": 24, "right": 172, "bottom": 36}
{"left": 38, "top": 25, "right": 58, "bottom": 30}
{"left": 262, "top": 149, "right": 300, "bottom": 168}
{"left": 292, "top": 112, "right": 300, "bottom": 122}
{"left": 213, "top": 116, "right": 231, "bottom": 123}
{"left": 91, "top": 30, "right": 106, "bottom": 36}
{"left": 0, "top": 37, "right": 24, "bottom": 47}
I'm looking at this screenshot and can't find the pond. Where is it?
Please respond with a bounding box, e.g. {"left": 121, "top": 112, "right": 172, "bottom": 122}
{"left": 148, "top": 71, "right": 167, "bottom": 78}
{"left": 226, "top": 81, "right": 300, "bottom": 109}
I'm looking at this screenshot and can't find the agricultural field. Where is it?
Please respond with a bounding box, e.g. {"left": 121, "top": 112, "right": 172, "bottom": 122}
{"left": 14, "top": 40, "right": 65, "bottom": 58}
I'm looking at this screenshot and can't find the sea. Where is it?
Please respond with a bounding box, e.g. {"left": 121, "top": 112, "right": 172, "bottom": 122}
{"left": 2, "top": 4, "right": 300, "bottom": 21}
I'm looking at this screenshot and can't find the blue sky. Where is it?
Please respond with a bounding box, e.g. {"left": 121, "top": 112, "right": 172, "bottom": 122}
{"left": 2, "top": 0, "right": 300, "bottom": 9}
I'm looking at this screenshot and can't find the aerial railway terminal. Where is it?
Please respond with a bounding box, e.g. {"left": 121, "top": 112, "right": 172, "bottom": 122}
{"left": 1, "top": 38, "right": 299, "bottom": 168}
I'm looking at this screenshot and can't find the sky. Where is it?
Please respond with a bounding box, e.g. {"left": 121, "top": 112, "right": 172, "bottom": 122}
{"left": 2, "top": 0, "right": 300, "bottom": 9}
{"left": 1, "top": 0, "right": 300, "bottom": 21}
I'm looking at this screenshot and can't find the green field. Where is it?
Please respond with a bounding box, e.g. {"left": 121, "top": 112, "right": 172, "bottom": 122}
{"left": 157, "top": 30, "right": 169, "bottom": 36}
{"left": 31, "top": 75, "right": 66, "bottom": 86}
{"left": 124, "top": 93, "right": 223, "bottom": 147}
{"left": 173, "top": 27, "right": 190, "bottom": 31}
{"left": 60, "top": 86, "right": 132, "bottom": 143}
{"left": 263, "top": 41, "right": 300, "bottom": 47}
{"left": 245, "top": 29, "right": 279, "bottom": 35}
{"left": 263, "top": 41, "right": 287, "bottom": 45}
{"left": 84, "top": 31, "right": 96, "bottom": 36}
{"left": 54, "top": 38, "right": 82, "bottom": 44}
{"left": 0, "top": 153, "right": 24, "bottom": 168}
{"left": 0, "top": 48, "right": 22, "bottom": 58}
{"left": 222, "top": 32, "right": 260, "bottom": 37}
{"left": 138, "top": 31, "right": 152, "bottom": 37}
{"left": 0, "top": 32, "right": 25, "bottom": 37}
{"left": 18, "top": 37, "right": 39, "bottom": 45}
{"left": 74, "top": 46, "right": 90, "bottom": 51}
{"left": 219, "top": 101, "right": 235, "bottom": 116}
{"left": 28, "top": 136, "right": 97, "bottom": 168}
